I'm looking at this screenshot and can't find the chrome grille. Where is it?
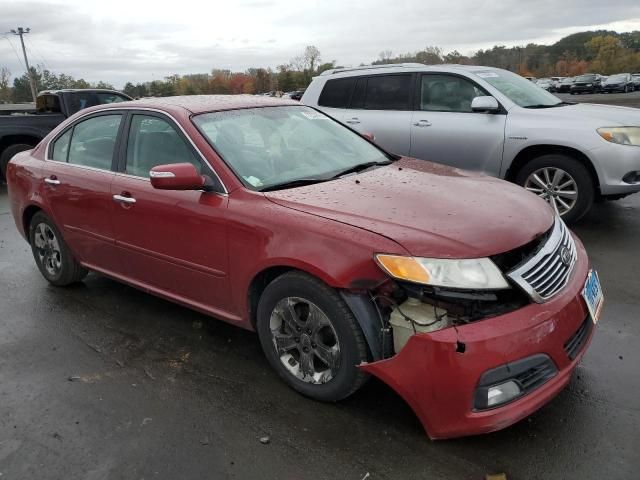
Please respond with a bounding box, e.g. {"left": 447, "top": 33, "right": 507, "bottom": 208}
{"left": 507, "top": 218, "right": 577, "bottom": 303}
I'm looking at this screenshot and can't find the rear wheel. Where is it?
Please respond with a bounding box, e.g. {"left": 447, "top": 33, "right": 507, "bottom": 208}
{"left": 29, "top": 212, "right": 88, "bottom": 286}
{"left": 0, "top": 143, "right": 33, "bottom": 181}
{"left": 256, "top": 271, "right": 369, "bottom": 402}
{"left": 516, "top": 154, "right": 594, "bottom": 223}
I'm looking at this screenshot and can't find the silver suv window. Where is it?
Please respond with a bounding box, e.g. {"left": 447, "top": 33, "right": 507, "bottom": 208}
{"left": 317, "top": 74, "right": 413, "bottom": 110}
{"left": 420, "top": 74, "right": 488, "bottom": 112}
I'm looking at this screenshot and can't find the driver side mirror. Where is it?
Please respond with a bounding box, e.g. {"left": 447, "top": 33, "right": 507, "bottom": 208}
{"left": 150, "top": 163, "right": 206, "bottom": 191}
{"left": 471, "top": 96, "right": 500, "bottom": 113}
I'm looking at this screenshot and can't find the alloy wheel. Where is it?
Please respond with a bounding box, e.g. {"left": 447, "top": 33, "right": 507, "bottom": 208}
{"left": 524, "top": 167, "right": 578, "bottom": 216}
{"left": 269, "top": 297, "right": 341, "bottom": 384}
{"left": 33, "top": 223, "right": 62, "bottom": 276}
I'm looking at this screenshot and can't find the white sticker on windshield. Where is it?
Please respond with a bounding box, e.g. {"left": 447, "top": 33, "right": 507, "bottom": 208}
{"left": 477, "top": 72, "right": 499, "bottom": 78}
{"left": 243, "top": 176, "right": 263, "bottom": 187}
{"left": 301, "top": 111, "right": 327, "bottom": 120}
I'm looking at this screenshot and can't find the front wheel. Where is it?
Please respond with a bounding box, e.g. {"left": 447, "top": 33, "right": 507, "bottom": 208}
{"left": 515, "top": 154, "right": 594, "bottom": 224}
{"left": 256, "top": 271, "right": 369, "bottom": 402}
{"left": 29, "top": 212, "right": 88, "bottom": 286}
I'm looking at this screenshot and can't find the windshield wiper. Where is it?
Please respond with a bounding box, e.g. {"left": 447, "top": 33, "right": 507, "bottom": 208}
{"left": 328, "top": 160, "right": 393, "bottom": 179}
{"left": 259, "top": 178, "right": 328, "bottom": 192}
{"left": 523, "top": 102, "right": 572, "bottom": 109}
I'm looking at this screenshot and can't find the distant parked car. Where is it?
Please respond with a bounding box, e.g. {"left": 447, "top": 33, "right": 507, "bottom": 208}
{"left": 536, "top": 78, "right": 555, "bottom": 92}
{"left": 601, "top": 73, "right": 635, "bottom": 93}
{"left": 556, "top": 77, "right": 575, "bottom": 93}
{"left": 290, "top": 90, "right": 305, "bottom": 101}
{"left": 304, "top": 64, "right": 640, "bottom": 222}
{"left": 570, "top": 74, "right": 602, "bottom": 94}
{"left": 630, "top": 74, "right": 640, "bottom": 91}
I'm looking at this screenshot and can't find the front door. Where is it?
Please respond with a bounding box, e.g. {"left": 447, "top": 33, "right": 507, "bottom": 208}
{"left": 41, "top": 113, "right": 123, "bottom": 272}
{"left": 409, "top": 74, "right": 507, "bottom": 176}
{"left": 110, "top": 113, "right": 231, "bottom": 315}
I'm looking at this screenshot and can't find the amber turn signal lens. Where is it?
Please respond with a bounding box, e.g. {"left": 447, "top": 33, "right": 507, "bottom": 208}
{"left": 375, "top": 254, "right": 430, "bottom": 284}
{"left": 598, "top": 131, "right": 614, "bottom": 142}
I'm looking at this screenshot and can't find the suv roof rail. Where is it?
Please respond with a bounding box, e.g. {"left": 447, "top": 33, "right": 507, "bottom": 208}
{"left": 319, "top": 63, "right": 426, "bottom": 76}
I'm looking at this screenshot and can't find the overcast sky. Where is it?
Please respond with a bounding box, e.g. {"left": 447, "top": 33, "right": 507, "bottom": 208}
{"left": 2, "top": 0, "right": 640, "bottom": 88}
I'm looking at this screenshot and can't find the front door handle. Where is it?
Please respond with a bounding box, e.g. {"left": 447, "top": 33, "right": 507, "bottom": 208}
{"left": 113, "top": 194, "right": 136, "bottom": 204}
{"left": 345, "top": 118, "right": 361, "bottom": 125}
{"left": 413, "top": 119, "right": 432, "bottom": 127}
{"left": 44, "top": 176, "right": 61, "bottom": 185}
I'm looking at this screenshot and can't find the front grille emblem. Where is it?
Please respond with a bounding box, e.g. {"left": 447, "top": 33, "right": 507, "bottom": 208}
{"left": 560, "top": 246, "right": 572, "bottom": 266}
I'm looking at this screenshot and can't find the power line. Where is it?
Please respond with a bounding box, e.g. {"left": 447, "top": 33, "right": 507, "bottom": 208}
{"left": 2, "top": 35, "right": 27, "bottom": 71}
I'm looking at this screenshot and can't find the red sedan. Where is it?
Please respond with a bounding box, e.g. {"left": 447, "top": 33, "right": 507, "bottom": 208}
{"left": 5, "top": 95, "right": 602, "bottom": 439}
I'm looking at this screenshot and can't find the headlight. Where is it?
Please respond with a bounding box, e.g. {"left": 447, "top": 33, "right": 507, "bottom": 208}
{"left": 374, "top": 254, "right": 509, "bottom": 289}
{"left": 585, "top": 83, "right": 592, "bottom": 86}
{"left": 597, "top": 127, "right": 640, "bottom": 146}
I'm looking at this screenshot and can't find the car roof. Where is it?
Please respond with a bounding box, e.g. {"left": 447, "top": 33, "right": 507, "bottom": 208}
{"left": 317, "top": 63, "right": 501, "bottom": 78}
{"left": 102, "top": 94, "right": 299, "bottom": 115}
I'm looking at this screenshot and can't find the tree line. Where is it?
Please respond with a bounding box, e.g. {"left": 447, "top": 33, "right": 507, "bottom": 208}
{"left": 2, "top": 31, "right": 640, "bottom": 103}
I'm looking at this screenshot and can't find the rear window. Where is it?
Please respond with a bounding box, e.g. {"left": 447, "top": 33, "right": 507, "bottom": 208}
{"left": 363, "top": 74, "right": 412, "bottom": 110}
{"left": 318, "top": 78, "right": 356, "bottom": 108}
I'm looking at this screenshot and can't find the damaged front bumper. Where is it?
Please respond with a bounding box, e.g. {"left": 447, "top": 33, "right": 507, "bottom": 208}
{"left": 358, "top": 238, "right": 593, "bottom": 439}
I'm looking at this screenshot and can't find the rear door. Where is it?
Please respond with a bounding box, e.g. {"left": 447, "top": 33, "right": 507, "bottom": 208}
{"left": 109, "top": 112, "right": 231, "bottom": 314}
{"left": 41, "top": 112, "right": 124, "bottom": 271}
{"left": 409, "top": 73, "right": 506, "bottom": 175}
{"left": 342, "top": 74, "right": 414, "bottom": 156}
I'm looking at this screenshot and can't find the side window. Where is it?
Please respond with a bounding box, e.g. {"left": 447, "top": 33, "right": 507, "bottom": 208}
{"left": 363, "top": 74, "right": 412, "bottom": 110}
{"left": 125, "top": 115, "right": 201, "bottom": 178}
{"left": 318, "top": 78, "right": 356, "bottom": 108}
{"left": 420, "top": 75, "right": 489, "bottom": 113}
{"left": 350, "top": 77, "right": 366, "bottom": 109}
{"left": 51, "top": 129, "right": 72, "bottom": 162}
{"left": 67, "top": 114, "right": 122, "bottom": 170}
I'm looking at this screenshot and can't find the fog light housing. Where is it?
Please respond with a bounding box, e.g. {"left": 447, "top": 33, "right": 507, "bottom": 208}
{"left": 486, "top": 381, "right": 522, "bottom": 407}
{"left": 622, "top": 171, "right": 640, "bottom": 184}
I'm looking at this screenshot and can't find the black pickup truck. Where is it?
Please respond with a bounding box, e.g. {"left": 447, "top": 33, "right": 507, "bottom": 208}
{"left": 0, "top": 89, "right": 131, "bottom": 180}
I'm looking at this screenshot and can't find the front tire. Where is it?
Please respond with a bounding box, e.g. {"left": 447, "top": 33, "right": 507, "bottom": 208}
{"left": 256, "top": 271, "right": 369, "bottom": 402}
{"left": 29, "top": 212, "right": 88, "bottom": 286}
{"left": 515, "top": 154, "right": 594, "bottom": 224}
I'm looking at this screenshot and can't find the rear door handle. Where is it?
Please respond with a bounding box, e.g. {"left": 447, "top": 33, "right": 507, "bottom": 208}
{"left": 44, "top": 176, "right": 60, "bottom": 185}
{"left": 113, "top": 194, "right": 136, "bottom": 204}
{"left": 345, "top": 118, "right": 361, "bottom": 125}
{"left": 413, "top": 120, "right": 432, "bottom": 127}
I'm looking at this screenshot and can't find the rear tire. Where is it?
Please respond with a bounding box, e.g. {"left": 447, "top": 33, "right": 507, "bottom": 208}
{"left": 256, "top": 271, "right": 369, "bottom": 402}
{"left": 515, "top": 154, "right": 594, "bottom": 224}
{"left": 0, "top": 144, "right": 33, "bottom": 181}
{"left": 29, "top": 211, "right": 88, "bottom": 286}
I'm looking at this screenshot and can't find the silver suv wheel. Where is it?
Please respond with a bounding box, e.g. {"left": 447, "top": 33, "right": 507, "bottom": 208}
{"left": 524, "top": 167, "right": 578, "bottom": 216}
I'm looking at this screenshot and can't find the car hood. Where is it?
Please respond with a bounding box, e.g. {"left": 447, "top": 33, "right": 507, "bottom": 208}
{"left": 264, "top": 158, "right": 554, "bottom": 258}
{"left": 529, "top": 103, "right": 640, "bottom": 126}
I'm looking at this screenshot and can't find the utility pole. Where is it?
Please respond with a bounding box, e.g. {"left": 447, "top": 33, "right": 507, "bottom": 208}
{"left": 11, "top": 27, "right": 37, "bottom": 103}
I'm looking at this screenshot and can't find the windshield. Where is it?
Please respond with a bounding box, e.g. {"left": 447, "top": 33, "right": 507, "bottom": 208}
{"left": 606, "top": 74, "right": 627, "bottom": 82}
{"left": 193, "top": 106, "right": 390, "bottom": 191}
{"left": 476, "top": 70, "right": 561, "bottom": 108}
{"left": 575, "top": 75, "right": 596, "bottom": 82}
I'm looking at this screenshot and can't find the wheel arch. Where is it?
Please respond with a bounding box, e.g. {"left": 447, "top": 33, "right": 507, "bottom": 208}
{"left": 22, "top": 204, "right": 44, "bottom": 238}
{"left": 0, "top": 134, "right": 41, "bottom": 157}
{"left": 506, "top": 144, "right": 600, "bottom": 192}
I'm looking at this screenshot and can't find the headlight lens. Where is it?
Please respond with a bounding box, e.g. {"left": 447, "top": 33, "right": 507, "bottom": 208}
{"left": 597, "top": 127, "right": 640, "bottom": 146}
{"left": 375, "top": 254, "right": 509, "bottom": 289}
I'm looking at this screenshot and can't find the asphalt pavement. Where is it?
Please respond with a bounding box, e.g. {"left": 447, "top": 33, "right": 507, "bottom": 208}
{"left": 1, "top": 121, "right": 640, "bottom": 478}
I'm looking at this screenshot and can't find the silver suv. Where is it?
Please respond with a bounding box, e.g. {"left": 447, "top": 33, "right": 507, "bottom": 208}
{"left": 303, "top": 64, "right": 640, "bottom": 222}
